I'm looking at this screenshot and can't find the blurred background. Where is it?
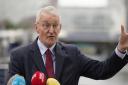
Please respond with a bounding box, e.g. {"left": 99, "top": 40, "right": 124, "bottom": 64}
{"left": 0, "top": 0, "right": 128, "bottom": 85}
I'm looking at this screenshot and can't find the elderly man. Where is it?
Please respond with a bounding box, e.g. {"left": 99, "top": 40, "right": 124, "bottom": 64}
{"left": 6, "top": 6, "right": 128, "bottom": 85}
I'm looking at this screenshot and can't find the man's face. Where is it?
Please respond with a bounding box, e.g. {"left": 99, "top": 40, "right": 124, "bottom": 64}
{"left": 36, "top": 13, "right": 61, "bottom": 47}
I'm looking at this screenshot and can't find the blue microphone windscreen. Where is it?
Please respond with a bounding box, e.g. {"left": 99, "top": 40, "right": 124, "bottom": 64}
{"left": 12, "top": 76, "right": 26, "bottom": 85}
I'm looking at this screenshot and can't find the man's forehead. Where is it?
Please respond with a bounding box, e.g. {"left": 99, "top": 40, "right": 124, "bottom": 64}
{"left": 39, "top": 14, "right": 60, "bottom": 23}
{"left": 39, "top": 20, "right": 59, "bottom": 24}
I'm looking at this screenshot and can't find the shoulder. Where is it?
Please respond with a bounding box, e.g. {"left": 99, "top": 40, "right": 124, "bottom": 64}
{"left": 57, "top": 42, "right": 80, "bottom": 54}
{"left": 10, "top": 43, "right": 32, "bottom": 57}
{"left": 58, "top": 41, "right": 78, "bottom": 49}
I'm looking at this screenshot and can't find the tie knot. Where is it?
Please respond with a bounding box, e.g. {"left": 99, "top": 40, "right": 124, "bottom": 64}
{"left": 45, "top": 49, "right": 52, "bottom": 55}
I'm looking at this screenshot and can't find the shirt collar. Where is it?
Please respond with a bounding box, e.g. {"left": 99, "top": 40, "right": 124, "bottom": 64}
{"left": 37, "top": 38, "right": 56, "bottom": 56}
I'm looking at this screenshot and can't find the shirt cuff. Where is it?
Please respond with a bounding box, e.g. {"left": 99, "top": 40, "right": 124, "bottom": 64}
{"left": 115, "top": 47, "right": 126, "bottom": 59}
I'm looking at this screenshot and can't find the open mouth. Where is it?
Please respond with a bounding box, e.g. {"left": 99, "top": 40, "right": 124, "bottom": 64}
{"left": 48, "top": 36, "right": 56, "bottom": 39}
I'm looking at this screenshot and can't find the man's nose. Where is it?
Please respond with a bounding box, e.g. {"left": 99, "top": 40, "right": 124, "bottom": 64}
{"left": 49, "top": 26, "right": 54, "bottom": 33}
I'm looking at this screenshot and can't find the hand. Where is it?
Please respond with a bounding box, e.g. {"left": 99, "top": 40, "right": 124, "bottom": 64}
{"left": 117, "top": 25, "right": 128, "bottom": 52}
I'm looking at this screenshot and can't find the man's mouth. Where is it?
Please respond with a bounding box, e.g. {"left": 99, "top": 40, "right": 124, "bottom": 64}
{"left": 48, "top": 36, "right": 56, "bottom": 39}
{"left": 49, "top": 36, "right": 55, "bottom": 37}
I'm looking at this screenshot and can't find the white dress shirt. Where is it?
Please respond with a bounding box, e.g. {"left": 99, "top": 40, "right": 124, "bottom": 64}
{"left": 115, "top": 47, "right": 126, "bottom": 59}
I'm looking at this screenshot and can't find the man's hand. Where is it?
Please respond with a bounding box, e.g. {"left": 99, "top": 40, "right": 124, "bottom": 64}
{"left": 117, "top": 25, "right": 128, "bottom": 52}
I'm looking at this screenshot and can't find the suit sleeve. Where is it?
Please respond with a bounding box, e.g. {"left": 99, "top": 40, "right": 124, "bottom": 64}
{"left": 76, "top": 47, "right": 128, "bottom": 80}
{"left": 6, "top": 51, "right": 25, "bottom": 83}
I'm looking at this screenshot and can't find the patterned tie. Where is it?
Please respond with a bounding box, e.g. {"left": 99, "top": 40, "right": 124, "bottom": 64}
{"left": 45, "top": 49, "right": 54, "bottom": 78}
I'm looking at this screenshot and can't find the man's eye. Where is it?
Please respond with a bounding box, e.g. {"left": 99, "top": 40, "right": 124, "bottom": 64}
{"left": 53, "top": 24, "right": 58, "bottom": 28}
{"left": 42, "top": 24, "right": 50, "bottom": 27}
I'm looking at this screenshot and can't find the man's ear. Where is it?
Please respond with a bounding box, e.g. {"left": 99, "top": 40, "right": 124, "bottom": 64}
{"left": 60, "top": 24, "right": 61, "bottom": 30}
{"left": 35, "top": 23, "right": 39, "bottom": 34}
{"left": 58, "top": 24, "right": 61, "bottom": 33}
{"left": 59, "top": 24, "right": 61, "bottom": 31}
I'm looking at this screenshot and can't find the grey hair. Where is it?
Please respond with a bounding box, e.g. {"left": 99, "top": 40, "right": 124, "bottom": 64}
{"left": 35, "top": 6, "right": 61, "bottom": 23}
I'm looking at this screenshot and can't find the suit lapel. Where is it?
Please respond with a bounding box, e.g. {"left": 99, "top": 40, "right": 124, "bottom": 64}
{"left": 29, "top": 40, "right": 67, "bottom": 79}
{"left": 55, "top": 42, "right": 67, "bottom": 80}
{"left": 30, "top": 39, "right": 48, "bottom": 76}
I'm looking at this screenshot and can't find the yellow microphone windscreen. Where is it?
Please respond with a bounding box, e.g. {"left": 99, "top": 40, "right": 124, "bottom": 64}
{"left": 46, "top": 78, "right": 60, "bottom": 85}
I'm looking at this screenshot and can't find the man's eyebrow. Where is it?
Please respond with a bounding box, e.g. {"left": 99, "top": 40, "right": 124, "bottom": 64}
{"left": 40, "top": 21, "right": 48, "bottom": 23}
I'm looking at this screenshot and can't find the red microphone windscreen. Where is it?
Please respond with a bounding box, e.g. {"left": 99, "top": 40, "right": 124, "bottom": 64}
{"left": 31, "top": 71, "right": 47, "bottom": 85}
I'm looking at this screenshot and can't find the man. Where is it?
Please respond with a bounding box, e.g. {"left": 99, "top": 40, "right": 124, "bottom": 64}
{"left": 6, "top": 6, "right": 128, "bottom": 85}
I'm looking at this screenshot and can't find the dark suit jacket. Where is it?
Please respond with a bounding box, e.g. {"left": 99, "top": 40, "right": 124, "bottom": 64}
{"left": 6, "top": 39, "right": 128, "bottom": 85}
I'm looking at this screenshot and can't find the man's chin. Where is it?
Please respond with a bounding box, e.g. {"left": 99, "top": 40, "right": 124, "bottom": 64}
{"left": 47, "top": 41, "right": 56, "bottom": 47}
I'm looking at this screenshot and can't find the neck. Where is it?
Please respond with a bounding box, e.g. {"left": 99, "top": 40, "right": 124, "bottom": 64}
{"left": 38, "top": 38, "right": 56, "bottom": 48}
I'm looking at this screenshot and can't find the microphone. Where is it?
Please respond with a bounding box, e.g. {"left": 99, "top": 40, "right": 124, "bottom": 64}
{"left": 31, "top": 71, "right": 47, "bottom": 85}
{"left": 7, "top": 74, "right": 26, "bottom": 85}
{"left": 46, "top": 78, "right": 60, "bottom": 85}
